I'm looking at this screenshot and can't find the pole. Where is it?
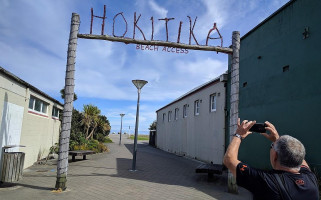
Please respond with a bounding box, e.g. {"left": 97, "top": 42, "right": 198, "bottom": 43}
{"left": 119, "top": 114, "right": 125, "bottom": 145}
{"left": 55, "top": 13, "right": 80, "bottom": 190}
{"left": 227, "top": 31, "right": 240, "bottom": 194}
{"left": 131, "top": 88, "right": 141, "bottom": 171}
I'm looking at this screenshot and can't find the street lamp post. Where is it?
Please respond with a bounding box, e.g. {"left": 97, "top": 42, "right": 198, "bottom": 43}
{"left": 131, "top": 80, "right": 148, "bottom": 171}
{"left": 119, "top": 114, "right": 125, "bottom": 145}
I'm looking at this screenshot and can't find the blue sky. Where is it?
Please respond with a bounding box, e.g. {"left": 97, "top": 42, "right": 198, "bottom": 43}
{"left": 0, "top": 0, "right": 289, "bottom": 134}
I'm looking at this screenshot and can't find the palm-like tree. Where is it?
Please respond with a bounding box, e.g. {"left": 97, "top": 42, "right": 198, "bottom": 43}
{"left": 82, "top": 104, "right": 100, "bottom": 140}
{"left": 97, "top": 117, "right": 111, "bottom": 133}
{"left": 87, "top": 117, "right": 111, "bottom": 140}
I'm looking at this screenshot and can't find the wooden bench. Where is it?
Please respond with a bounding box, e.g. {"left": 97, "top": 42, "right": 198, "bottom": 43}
{"left": 195, "top": 163, "right": 224, "bottom": 178}
{"left": 69, "top": 150, "right": 95, "bottom": 162}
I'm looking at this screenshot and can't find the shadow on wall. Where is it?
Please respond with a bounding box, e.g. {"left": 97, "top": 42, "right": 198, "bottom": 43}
{"left": 37, "top": 148, "right": 47, "bottom": 163}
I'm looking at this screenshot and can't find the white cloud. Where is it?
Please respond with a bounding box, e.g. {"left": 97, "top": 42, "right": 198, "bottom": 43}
{"left": 148, "top": 0, "right": 168, "bottom": 17}
{"left": 174, "top": 57, "right": 227, "bottom": 84}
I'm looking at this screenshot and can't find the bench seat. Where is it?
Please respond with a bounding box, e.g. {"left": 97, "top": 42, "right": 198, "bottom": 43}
{"left": 69, "top": 150, "right": 95, "bottom": 162}
{"left": 195, "top": 163, "right": 224, "bottom": 178}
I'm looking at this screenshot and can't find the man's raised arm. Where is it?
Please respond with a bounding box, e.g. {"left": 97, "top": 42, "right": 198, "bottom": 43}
{"left": 223, "top": 119, "right": 256, "bottom": 177}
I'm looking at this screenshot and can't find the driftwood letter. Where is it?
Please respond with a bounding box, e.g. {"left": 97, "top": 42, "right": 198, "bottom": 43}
{"left": 90, "top": 5, "right": 106, "bottom": 35}
{"left": 133, "top": 12, "right": 146, "bottom": 40}
{"left": 206, "top": 23, "right": 223, "bottom": 47}
{"left": 177, "top": 21, "right": 183, "bottom": 43}
{"left": 187, "top": 16, "right": 199, "bottom": 45}
{"left": 150, "top": 17, "right": 154, "bottom": 40}
{"left": 113, "top": 12, "right": 128, "bottom": 37}
{"left": 159, "top": 18, "right": 175, "bottom": 42}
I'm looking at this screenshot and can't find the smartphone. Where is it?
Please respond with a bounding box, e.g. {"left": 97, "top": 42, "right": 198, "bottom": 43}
{"left": 249, "top": 123, "right": 266, "bottom": 133}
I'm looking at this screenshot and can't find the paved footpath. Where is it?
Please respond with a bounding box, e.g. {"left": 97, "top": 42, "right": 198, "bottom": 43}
{"left": 0, "top": 134, "right": 252, "bottom": 200}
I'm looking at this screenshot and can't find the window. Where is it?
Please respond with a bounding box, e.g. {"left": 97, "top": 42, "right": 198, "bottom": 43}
{"left": 52, "top": 107, "right": 60, "bottom": 118}
{"left": 210, "top": 94, "right": 216, "bottom": 112}
{"left": 162, "top": 113, "right": 166, "bottom": 122}
{"left": 168, "top": 111, "right": 172, "bottom": 122}
{"left": 194, "top": 100, "right": 200, "bottom": 115}
{"left": 28, "top": 95, "right": 49, "bottom": 115}
{"left": 174, "top": 108, "right": 179, "bottom": 120}
{"left": 183, "top": 104, "right": 188, "bottom": 118}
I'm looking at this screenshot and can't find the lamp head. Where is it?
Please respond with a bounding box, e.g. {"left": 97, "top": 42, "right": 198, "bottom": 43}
{"left": 120, "top": 114, "right": 125, "bottom": 117}
{"left": 132, "top": 80, "right": 148, "bottom": 90}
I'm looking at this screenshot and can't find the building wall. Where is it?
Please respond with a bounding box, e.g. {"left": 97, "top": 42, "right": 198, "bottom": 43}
{"left": 0, "top": 72, "right": 62, "bottom": 169}
{"left": 227, "top": 0, "right": 321, "bottom": 171}
{"left": 156, "top": 80, "right": 226, "bottom": 164}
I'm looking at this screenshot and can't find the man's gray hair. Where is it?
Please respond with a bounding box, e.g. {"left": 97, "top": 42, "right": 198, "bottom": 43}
{"left": 274, "top": 135, "right": 305, "bottom": 169}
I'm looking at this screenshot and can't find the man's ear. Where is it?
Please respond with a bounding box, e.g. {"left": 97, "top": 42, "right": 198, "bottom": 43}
{"left": 273, "top": 151, "right": 278, "bottom": 163}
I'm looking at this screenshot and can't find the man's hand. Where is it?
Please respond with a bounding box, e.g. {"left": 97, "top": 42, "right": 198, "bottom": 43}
{"left": 235, "top": 118, "right": 256, "bottom": 139}
{"left": 261, "top": 121, "right": 280, "bottom": 142}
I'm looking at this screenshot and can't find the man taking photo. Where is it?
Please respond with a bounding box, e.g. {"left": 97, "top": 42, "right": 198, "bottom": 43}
{"left": 224, "top": 119, "right": 319, "bottom": 199}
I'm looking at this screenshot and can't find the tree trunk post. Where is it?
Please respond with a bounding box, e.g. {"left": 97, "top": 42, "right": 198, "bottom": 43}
{"left": 55, "top": 13, "right": 80, "bottom": 190}
{"left": 228, "top": 31, "right": 240, "bottom": 194}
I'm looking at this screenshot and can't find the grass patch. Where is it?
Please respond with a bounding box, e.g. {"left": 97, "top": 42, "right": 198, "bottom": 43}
{"left": 103, "top": 136, "right": 113, "bottom": 143}
{"left": 129, "top": 135, "right": 149, "bottom": 140}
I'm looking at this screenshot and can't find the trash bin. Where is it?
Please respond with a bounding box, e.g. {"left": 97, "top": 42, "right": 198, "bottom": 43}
{"left": 1, "top": 145, "right": 25, "bottom": 183}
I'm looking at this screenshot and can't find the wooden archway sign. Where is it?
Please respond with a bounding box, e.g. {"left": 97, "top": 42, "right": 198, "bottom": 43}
{"left": 55, "top": 13, "right": 240, "bottom": 194}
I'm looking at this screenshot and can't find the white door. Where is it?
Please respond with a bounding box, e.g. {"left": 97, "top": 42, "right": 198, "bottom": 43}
{"left": 0, "top": 101, "right": 24, "bottom": 155}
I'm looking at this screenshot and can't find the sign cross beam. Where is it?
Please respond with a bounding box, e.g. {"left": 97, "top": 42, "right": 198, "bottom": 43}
{"left": 77, "top": 34, "right": 233, "bottom": 54}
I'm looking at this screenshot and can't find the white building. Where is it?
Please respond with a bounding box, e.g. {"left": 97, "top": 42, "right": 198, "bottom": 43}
{"left": 156, "top": 73, "right": 227, "bottom": 164}
{"left": 0, "top": 66, "right": 63, "bottom": 169}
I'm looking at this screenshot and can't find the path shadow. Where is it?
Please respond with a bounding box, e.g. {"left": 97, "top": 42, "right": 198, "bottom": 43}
{"left": 103, "top": 142, "right": 244, "bottom": 199}
{"left": 0, "top": 182, "right": 52, "bottom": 191}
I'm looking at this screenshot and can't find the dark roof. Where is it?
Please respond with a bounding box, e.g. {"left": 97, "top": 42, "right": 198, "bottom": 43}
{"left": 241, "top": 0, "right": 294, "bottom": 40}
{"left": 156, "top": 73, "right": 227, "bottom": 112}
{"left": 0, "top": 66, "right": 63, "bottom": 107}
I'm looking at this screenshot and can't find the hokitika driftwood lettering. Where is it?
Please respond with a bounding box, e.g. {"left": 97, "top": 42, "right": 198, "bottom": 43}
{"left": 90, "top": 5, "right": 223, "bottom": 48}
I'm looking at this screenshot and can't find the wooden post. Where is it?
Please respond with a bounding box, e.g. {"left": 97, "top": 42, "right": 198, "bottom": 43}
{"left": 55, "top": 13, "right": 80, "bottom": 190}
{"left": 228, "top": 31, "right": 240, "bottom": 194}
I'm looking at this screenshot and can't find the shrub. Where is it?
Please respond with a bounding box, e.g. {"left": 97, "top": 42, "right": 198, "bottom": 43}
{"left": 50, "top": 143, "right": 59, "bottom": 154}
{"left": 96, "top": 133, "right": 106, "bottom": 142}
{"left": 97, "top": 142, "right": 109, "bottom": 152}
{"left": 103, "top": 136, "right": 113, "bottom": 143}
{"left": 71, "top": 139, "right": 109, "bottom": 153}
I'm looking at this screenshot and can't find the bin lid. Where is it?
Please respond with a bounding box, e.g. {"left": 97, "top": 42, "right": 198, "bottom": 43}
{"left": 3, "top": 145, "right": 26, "bottom": 149}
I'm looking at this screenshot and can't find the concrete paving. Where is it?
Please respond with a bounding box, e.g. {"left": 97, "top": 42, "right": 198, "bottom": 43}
{"left": 0, "top": 134, "right": 252, "bottom": 200}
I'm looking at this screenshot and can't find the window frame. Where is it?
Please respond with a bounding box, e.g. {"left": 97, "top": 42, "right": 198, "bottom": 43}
{"left": 168, "top": 111, "right": 172, "bottom": 122}
{"left": 183, "top": 104, "right": 188, "bottom": 118}
{"left": 52, "top": 106, "right": 60, "bottom": 119}
{"left": 28, "top": 95, "right": 49, "bottom": 117}
{"left": 174, "top": 108, "right": 179, "bottom": 120}
{"left": 210, "top": 94, "right": 217, "bottom": 112}
{"left": 162, "top": 113, "right": 166, "bottom": 122}
{"left": 194, "top": 100, "right": 200, "bottom": 116}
